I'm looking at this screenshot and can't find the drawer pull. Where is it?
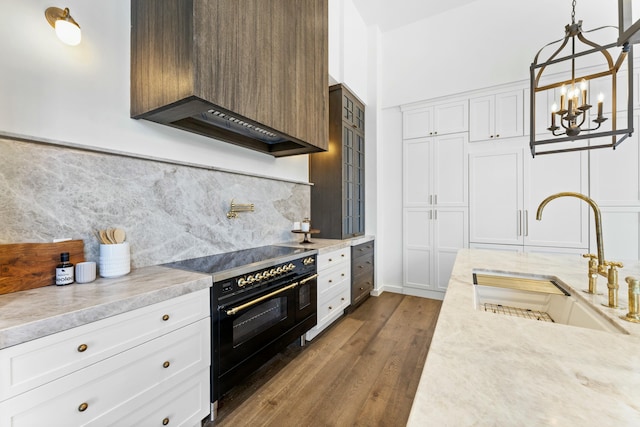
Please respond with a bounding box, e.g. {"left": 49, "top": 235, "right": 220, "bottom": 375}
{"left": 328, "top": 258, "right": 333, "bottom": 262}
{"left": 341, "top": 254, "right": 345, "bottom": 257}
{"left": 163, "top": 418, "right": 170, "bottom": 425}
{"left": 359, "top": 265, "right": 363, "bottom": 269}
{"left": 163, "top": 361, "right": 171, "bottom": 369}
{"left": 367, "top": 261, "right": 372, "bottom": 265}
{"left": 341, "top": 273, "right": 345, "bottom": 277}
{"left": 78, "top": 402, "right": 89, "bottom": 412}
{"left": 328, "top": 306, "right": 332, "bottom": 310}
{"left": 341, "top": 297, "right": 345, "bottom": 301}
{"left": 359, "top": 287, "right": 364, "bottom": 290}
{"left": 162, "top": 314, "right": 170, "bottom": 321}
{"left": 77, "top": 344, "right": 88, "bottom": 352}
{"left": 329, "top": 279, "right": 333, "bottom": 283}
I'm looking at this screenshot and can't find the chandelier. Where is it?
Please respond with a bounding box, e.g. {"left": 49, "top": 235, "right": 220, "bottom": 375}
{"left": 529, "top": 0, "right": 633, "bottom": 156}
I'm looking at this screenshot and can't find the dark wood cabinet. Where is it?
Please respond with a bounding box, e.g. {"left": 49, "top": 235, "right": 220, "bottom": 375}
{"left": 351, "top": 241, "right": 374, "bottom": 307}
{"left": 309, "top": 84, "right": 365, "bottom": 239}
{"left": 131, "top": 0, "right": 328, "bottom": 157}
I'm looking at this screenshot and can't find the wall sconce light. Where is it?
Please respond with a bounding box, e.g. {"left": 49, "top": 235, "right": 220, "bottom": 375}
{"left": 45, "top": 7, "right": 81, "bottom": 46}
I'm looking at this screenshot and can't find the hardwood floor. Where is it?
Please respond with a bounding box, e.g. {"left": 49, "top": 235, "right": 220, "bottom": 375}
{"left": 206, "top": 293, "right": 442, "bottom": 427}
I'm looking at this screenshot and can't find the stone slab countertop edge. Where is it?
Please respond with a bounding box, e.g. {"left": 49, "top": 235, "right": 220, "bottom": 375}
{"left": 407, "top": 248, "right": 640, "bottom": 426}
{"left": 278, "top": 235, "right": 374, "bottom": 254}
{"left": 0, "top": 266, "right": 212, "bottom": 350}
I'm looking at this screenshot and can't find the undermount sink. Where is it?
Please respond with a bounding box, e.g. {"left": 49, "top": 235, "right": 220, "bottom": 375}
{"left": 472, "top": 270, "right": 626, "bottom": 334}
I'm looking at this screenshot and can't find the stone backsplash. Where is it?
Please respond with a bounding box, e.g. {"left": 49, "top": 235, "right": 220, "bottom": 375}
{"left": 0, "top": 137, "right": 310, "bottom": 268}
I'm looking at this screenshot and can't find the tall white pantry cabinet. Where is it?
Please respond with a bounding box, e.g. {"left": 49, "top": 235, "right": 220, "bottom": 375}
{"left": 402, "top": 101, "right": 469, "bottom": 299}
{"left": 401, "top": 66, "right": 640, "bottom": 298}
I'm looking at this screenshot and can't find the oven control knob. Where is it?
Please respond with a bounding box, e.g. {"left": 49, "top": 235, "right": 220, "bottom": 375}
{"left": 246, "top": 275, "right": 255, "bottom": 284}
{"left": 255, "top": 272, "right": 263, "bottom": 281}
{"left": 276, "top": 267, "right": 283, "bottom": 274}
{"left": 238, "top": 278, "right": 247, "bottom": 287}
{"left": 270, "top": 268, "right": 277, "bottom": 277}
{"left": 288, "top": 263, "right": 295, "bottom": 271}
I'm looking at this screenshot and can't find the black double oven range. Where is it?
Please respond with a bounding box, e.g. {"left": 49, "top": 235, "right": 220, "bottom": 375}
{"left": 165, "top": 245, "right": 318, "bottom": 419}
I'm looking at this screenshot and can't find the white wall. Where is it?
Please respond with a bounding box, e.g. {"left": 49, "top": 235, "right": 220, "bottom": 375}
{"left": 0, "top": 0, "right": 309, "bottom": 183}
{"left": 380, "top": 0, "right": 618, "bottom": 108}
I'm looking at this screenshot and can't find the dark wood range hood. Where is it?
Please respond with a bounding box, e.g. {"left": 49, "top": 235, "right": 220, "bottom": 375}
{"left": 130, "top": 0, "right": 328, "bottom": 157}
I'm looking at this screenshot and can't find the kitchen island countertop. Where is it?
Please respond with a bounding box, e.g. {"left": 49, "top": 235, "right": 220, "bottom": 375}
{"left": 408, "top": 249, "right": 640, "bottom": 426}
{"left": 0, "top": 266, "right": 212, "bottom": 350}
{"left": 407, "top": 249, "right": 640, "bottom": 426}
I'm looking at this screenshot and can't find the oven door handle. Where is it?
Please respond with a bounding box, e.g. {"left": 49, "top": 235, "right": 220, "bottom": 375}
{"left": 224, "top": 273, "right": 318, "bottom": 316}
{"left": 225, "top": 281, "right": 299, "bottom": 316}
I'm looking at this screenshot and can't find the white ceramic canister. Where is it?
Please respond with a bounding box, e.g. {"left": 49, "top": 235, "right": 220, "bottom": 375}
{"left": 99, "top": 242, "right": 131, "bottom": 278}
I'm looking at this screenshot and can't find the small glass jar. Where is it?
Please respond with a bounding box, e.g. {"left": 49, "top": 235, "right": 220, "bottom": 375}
{"left": 301, "top": 217, "right": 311, "bottom": 232}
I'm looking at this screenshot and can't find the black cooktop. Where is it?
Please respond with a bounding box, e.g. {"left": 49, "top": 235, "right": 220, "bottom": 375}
{"left": 163, "top": 245, "right": 316, "bottom": 282}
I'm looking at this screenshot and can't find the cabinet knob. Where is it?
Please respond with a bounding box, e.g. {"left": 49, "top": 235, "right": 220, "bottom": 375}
{"left": 341, "top": 297, "right": 345, "bottom": 301}
{"left": 163, "top": 361, "right": 171, "bottom": 369}
{"left": 341, "top": 273, "right": 345, "bottom": 277}
{"left": 328, "top": 258, "right": 333, "bottom": 262}
{"left": 328, "top": 306, "right": 333, "bottom": 310}
{"left": 78, "top": 402, "right": 89, "bottom": 412}
{"left": 490, "top": 135, "right": 494, "bottom": 138}
{"left": 163, "top": 418, "right": 170, "bottom": 425}
{"left": 162, "top": 314, "right": 170, "bottom": 321}
{"left": 329, "top": 279, "right": 333, "bottom": 283}
{"left": 77, "top": 344, "right": 88, "bottom": 352}
{"left": 496, "top": 134, "right": 500, "bottom": 138}
{"left": 359, "top": 287, "right": 364, "bottom": 290}
{"left": 341, "top": 254, "right": 345, "bottom": 257}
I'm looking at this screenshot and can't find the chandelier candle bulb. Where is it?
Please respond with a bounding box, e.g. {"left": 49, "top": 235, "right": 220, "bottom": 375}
{"left": 597, "top": 93, "right": 604, "bottom": 118}
{"left": 551, "top": 103, "right": 557, "bottom": 127}
{"left": 580, "top": 80, "right": 588, "bottom": 106}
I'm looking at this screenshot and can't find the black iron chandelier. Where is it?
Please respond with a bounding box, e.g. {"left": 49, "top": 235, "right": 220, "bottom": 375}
{"left": 529, "top": 0, "right": 633, "bottom": 156}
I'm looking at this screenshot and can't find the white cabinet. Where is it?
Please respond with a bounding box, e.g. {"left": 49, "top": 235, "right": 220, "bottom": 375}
{"left": 403, "top": 132, "right": 469, "bottom": 296}
{"left": 306, "top": 246, "right": 351, "bottom": 341}
{"left": 0, "top": 290, "right": 211, "bottom": 427}
{"left": 402, "top": 100, "right": 468, "bottom": 139}
{"left": 469, "top": 145, "right": 589, "bottom": 252}
{"left": 404, "top": 133, "right": 468, "bottom": 207}
{"left": 470, "top": 90, "right": 524, "bottom": 142}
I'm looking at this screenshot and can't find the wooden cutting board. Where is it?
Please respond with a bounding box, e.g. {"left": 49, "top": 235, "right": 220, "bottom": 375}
{"left": 0, "top": 240, "right": 85, "bottom": 295}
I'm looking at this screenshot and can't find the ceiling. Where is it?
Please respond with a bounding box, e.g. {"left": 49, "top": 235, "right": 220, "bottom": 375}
{"left": 352, "top": 0, "right": 480, "bottom": 32}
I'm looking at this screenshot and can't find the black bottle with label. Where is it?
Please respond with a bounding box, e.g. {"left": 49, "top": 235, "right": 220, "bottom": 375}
{"left": 55, "top": 252, "right": 74, "bottom": 285}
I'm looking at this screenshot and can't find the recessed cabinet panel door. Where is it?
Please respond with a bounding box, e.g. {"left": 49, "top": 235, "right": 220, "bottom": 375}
{"left": 434, "top": 101, "right": 468, "bottom": 135}
{"left": 590, "top": 114, "right": 640, "bottom": 205}
{"left": 469, "top": 96, "right": 494, "bottom": 141}
{"left": 434, "top": 208, "right": 468, "bottom": 291}
{"left": 403, "top": 108, "right": 433, "bottom": 139}
{"left": 599, "top": 208, "right": 640, "bottom": 260}
{"left": 494, "top": 90, "right": 524, "bottom": 139}
{"left": 469, "top": 149, "right": 523, "bottom": 245}
{"left": 525, "top": 149, "right": 589, "bottom": 248}
{"left": 404, "top": 209, "right": 433, "bottom": 290}
{"left": 403, "top": 139, "right": 431, "bottom": 206}
{"left": 433, "top": 133, "right": 468, "bottom": 207}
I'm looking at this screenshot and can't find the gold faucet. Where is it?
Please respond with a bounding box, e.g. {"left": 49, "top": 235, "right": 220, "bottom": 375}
{"left": 536, "top": 192, "right": 622, "bottom": 307}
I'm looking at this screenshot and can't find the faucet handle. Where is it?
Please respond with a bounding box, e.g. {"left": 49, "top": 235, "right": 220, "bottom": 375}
{"left": 582, "top": 253, "right": 598, "bottom": 260}
{"left": 605, "top": 261, "right": 624, "bottom": 269}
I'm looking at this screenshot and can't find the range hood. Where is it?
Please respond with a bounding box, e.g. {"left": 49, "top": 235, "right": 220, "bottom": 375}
{"left": 130, "top": 0, "right": 329, "bottom": 158}
{"left": 134, "top": 97, "right": 325, "bottom": 158}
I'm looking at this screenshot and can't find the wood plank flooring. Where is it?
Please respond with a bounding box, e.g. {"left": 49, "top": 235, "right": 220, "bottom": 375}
{"left": 206, "top": 293, "right": 442, "bottom": 427}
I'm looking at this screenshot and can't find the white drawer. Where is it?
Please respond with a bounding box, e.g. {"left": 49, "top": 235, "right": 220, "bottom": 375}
{"left": 0, "top": 289, "right": 209, "bottom": 401}
{"left": 317, "top": 262, "right": 350, "bottom": 297}
{"left": 317, "top": 247, "right": 350, "bottom": 271}
{"left": 0, "top": 318, "right": 210, "bottom": 427}
{"left": 96, "top": 368, "right": 209, "bottom": 427}
{"left": 317, "top": 288, "right": 350, "bottom": 329}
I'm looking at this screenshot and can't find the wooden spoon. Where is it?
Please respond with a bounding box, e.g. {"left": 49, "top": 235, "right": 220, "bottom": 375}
{"left": 113, "top": 228, "right": 126, "bottom": 244}
{"left": 99, "top": 229, "right": 110, "bottom": 244}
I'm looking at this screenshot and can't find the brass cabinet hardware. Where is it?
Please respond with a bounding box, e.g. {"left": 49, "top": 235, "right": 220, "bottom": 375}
{"left": 78, "top": 402, "right": 88, "bottom": 412}
{"left": 329, "top": 306, "right": 333, "bottom": 310}
{"left": 77, "top": 344, "right": 88, "bottom": 352}
{"left": 162, "top": 417, "right": 170, "bottom": 425}
{"left": 163, "top": 361, "right": 170, "bottom": 368}
{"left": 162, "top": 314, "right": 170, "bottom": 321}
{"left": 524, "top": 210, "right": 529, "bottom": 236}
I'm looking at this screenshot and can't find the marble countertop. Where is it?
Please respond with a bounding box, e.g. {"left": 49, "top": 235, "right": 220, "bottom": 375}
{"left": 278, "top": 235, "right": 374, "bottom": 254}
{"left": 407, "top": 249, "right": 640, "bottom": 426}
{"left": 0, "top": 266, "right": 212, "bottom": 350}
